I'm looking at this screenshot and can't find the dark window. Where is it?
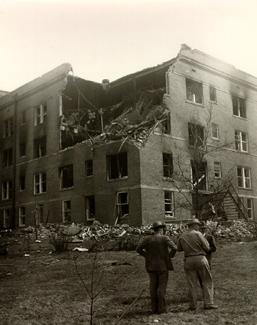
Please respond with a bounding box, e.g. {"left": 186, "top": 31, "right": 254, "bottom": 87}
{"left": 163, "top": 153, "right": 173, "bottom": 178}
{"left": 85, "top": 196, "right": 95, "bottom": 220}
{"left": 2, "top": 148, "right": 13, "bottom": 167}
{"left": 186, "top": 79, "right": 203, "bottom": 104}
{"left": 3, "top": 118, "right": 13, "bottom": 138}
{"left": 117, "top": 192, "right": 129, "bottom": 218}
{"left": 19, "top": 142, "right": 26, "bottom": 157}
{"left": 19, "top": 207, "right": 26, "bottom": 226}
{"left": 60, "top": 165, "right": 74, "bottom": 188}
{"left": 107, "top": 152, "right": 128, "bottom": 180}
{"left": 20, "top": 174, "right": 26, "bottom": 191}
{"left": 191, "top": 160, "right": 207, "bottom": 190}
{"left": 62, "top": 200, "right": 71, "bottom": 223}
{"left": 34, "top": 137, "right": 47, "bottom": 158}
{"left": 161, "top": 113, "right": 171, "bottom": 134}
{"left": 188, "top": 123, "right": 204, "bottom": 147}
{"left": 232, "top": 96, "right": 246, "bottom": 118}
{"left": 2, "top": 180, "right": 12, "bottom": 200}
{"left": 209, "top": 86, "right": 217, "bottom": 102}
{"left": 85, "top": 160, "right": 93, "bottom": 176}
{"left": 3, "top": 208, "right": 11, "bottom": 228}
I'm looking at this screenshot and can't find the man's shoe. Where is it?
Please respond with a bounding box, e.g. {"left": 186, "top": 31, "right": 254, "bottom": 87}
{"left": 204, "top": 305, "right": 218, "bottom": 310}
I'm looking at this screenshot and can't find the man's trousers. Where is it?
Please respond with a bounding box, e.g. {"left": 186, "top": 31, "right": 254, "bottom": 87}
{"left": 184, "top": 255, "right": 214, "bottom": 309}
{"left": 148, "top": 271, "right": 169, "bottom": 314}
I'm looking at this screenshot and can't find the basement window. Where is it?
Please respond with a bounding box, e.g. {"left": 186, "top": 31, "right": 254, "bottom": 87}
{"left": 237, "top": 166, "right": 251, "bottom": 189}
{"left": 34, "top": 104, "right": 47, "bottom": 126}
{"left": 2, "top": 180, "right": 12, "bottom": 200}
{"left": 163, "top": 153, "right": 173, "bottom": 178}
{"left": 3, "top": 118, "right": 13, "bottom": 138}
{"left": 2, "top": 148, "right": 13, "bottom": 167}
{"left": 235, "top": 130, "right": 248, "bottom": 152}
{"left": 107, "top": 152, "right": 128, "bottom": 180}
{"left": 232, "top": 96, "right": 246, "bottom": 118}
{"left": 188, "top": 123, "right": 204, "bottom": 147}
{"left": 60, "top": 165, "right": 74, "bottom": 189}
{"left": 85, "top": 196, "right": 95, "bottom": 221}
{"left": 85, "top": 160, "right": 93, "bottom": 177}
{"left": 164, "top": 191, "right": 174, "bottom": 218}
{"left": 191, "top": 160, "right": 207, "bottom": 190}
{"left": 117, "top": 192, "right": 129, "bottom": 218}
{"left": 186, "top": 79, "right": 203, "bottom": 104}
{"left": 19, "top": 207, "right": 26, "bottom": 227}
{"left": 34, "top": 172, "right": 46, "bottom": 194}
{"left": 34, "top": 136, "right": 47, "bottom": 158}
{"left": 62, "top": 200, "right": 71, "bottom": 223}
{"left": 246, "top": 198, "right": 254, "bottom": 219}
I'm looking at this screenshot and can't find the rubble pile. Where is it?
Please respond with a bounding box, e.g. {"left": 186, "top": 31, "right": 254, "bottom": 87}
{"left": 213, "top": 220, "right": 256, "bottom": 241}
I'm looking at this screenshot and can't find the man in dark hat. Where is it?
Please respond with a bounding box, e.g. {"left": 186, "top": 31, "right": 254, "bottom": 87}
{"left": 177, "top": 218, "right": 217, "bottom": 311}
{"left": 136, "top": 221, "right": 177, "bottom": 314}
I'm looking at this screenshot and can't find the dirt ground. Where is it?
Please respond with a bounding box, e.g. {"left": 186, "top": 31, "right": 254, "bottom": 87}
{"left": 1, "top": 240, "right": 257, "bottom": 325}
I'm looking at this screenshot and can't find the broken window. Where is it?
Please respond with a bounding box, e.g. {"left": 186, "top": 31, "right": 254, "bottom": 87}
{"left": 2, "top": 148, "right": 13, "bottom": 167}
{"left": 62, "top": 200, "right": 71, "bottom": 223}
{"left": 246, "top": 198, "right": 254, "bottom": 219}
{"left": 34, "top": 136, "right": 47, "bottom": 158}
{"left": 237, "top": 166, "right": 251, "bottom": 189}
{"left": 186, "top": 79, "right": 203, "bottom": 104}
{"left": 3, "top": 208, "right": 11, "bottom": 228}
{"left": 60, "top": 165, "right": 74, "bottom": 188}
{"left": 163, "top": 153, "right": 173, "bottom": 178}
{"left": 211, "top": 123, "right": 219, "bottom": 139}
{"left": 188, "top": 123, "right": 204, "bottom": 147}
{"left": 164, "top": 191, "right": 174, "bottom": 218}
{"left": 191, "top": 160, "right": 207, "bottom": 190}
{"left": 235, "top": 130, "right": 248, "bottom": 152}
{"left": 209, "top": 86, "right": 217, "bottom": 102}
{"left": 117, "top": 192, "right": 129, "bottom": 218}
{"left": 19, "top": 142, "right": 26, "bottom": 157}
{"left": 107, "top": 152, "right": 128, "bottom": 180}
{"left": 19, "top": 174, "right": 26, "bottom": 191}
{"left": 19, "top": 207, "right": 26, "bottom": 227}
{"left": 34, "top": 104, "right": 47, "bottom": 126}
{"left": 85, "top": 196, "right": 95, "bottom": 221}
{"left": 214, "top": 161, "right": 222, "bottom": 179}
{"left": 2, "top": 180, "right": 12, "bottom": 200}
{"left": 3, "top": 118, "right": 13, "bottom": 138}
{"left": 85, "top": 160, "right": 93, "bottom": 177}
{"left": 232, "top": 96, "right": 246, "bottom": 118}
{"left": 34, "top": 172, "right": 46, "bottom": 194}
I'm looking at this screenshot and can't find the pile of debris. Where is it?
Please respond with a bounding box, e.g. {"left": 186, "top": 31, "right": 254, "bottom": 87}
{"left": 213, "top": 220, "right": 256, "bottom": 241}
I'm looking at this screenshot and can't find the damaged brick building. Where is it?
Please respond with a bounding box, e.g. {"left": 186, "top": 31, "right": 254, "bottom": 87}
{"left": 1, "top": 44, "right": 257, "bottom": 227}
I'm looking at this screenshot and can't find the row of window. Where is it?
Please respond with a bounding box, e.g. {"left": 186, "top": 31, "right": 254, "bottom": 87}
{"left": 186, "top": 78, "right": 247, "bottom": 118}
{"left": 2, "top": 104, "right": 47, "bottom": 139}
{"left": 0, "top": 155, "right": 252, "bottom": 203}
{"left": 189, "top": 122, "right": 249, "bottom": 153}
{"left": 2, "top": 189, "right": 254, "bottom": 228}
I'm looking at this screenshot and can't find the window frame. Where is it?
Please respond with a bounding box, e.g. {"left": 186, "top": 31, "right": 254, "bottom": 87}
{"left": 3, "top": 118, "right": 13, "bottom": 138}
{"left": 188, "top": 122, "right": 205, "bottom": 147}
{"left": 237, "top": 166, "right": 251, "bottom": 189}
{"left": 164, "top": 190, "right": 175, "bottom": 218}
{"left": 116, "top": 192, "right": 129, "bottom": 218}
{"left": 34, "top": 136, "right": 47, "bottom": 158}
{"left": 186, "top": 78, "right": 203, "bottom": 105}
{"left": 62, "top": 200, "right": 72, "bottom": 223}
{"left": 214, "top": 161, "right": 222, "bottom": 179}
{"left": 163, "top": 153, "right": 173, "bottom": 178}
{"left": 232, "top": 96, "right": 246, "bottom": 118}
{"left": 2, "top": 180, "right": 12, "bottom": 200}
{"left": 59, "top": 165, "right": 74, "bottom": 189}
{"left": 18, "top": 207, "right": 26, "bottom": 227}
{"left": 211, "top": 123, "right": 219, "bottom": 140}
{"left": 107, "top": 152, "right": 128, "bottom": 181}
{"left": 3, "top": 208, "right": 11, "bottom": 228}
{"left": 235, "top": 130, "right": 248, "bottom": 153}
{"left": 85, "top": 160, "right": 93, "bottom": 177}
{"left": 2, "top": 148, "right": 13, "bottom": 167}
{"left": 34, "top": 172, "right": 47, "bottom": 194}
{"left": 34, "top": 104, "right": 47, "bottom": 126}
{"left": 209, "top": 86, "right": 217, "bottom": 103}
{"left": 85, "top": 195, "right": 95, "bottom": 221}
{"left": 246, "top": 198, "right": 254, "bottom": 219}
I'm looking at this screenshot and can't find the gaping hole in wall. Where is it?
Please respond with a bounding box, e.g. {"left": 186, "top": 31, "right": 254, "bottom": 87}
{"left": 60, "top": 60, "right": 173, "bottom": 150}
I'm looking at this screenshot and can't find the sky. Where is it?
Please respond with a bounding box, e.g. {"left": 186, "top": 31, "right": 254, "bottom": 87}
{"left": 1, "top": 0, "right": 257, "bottom": 91}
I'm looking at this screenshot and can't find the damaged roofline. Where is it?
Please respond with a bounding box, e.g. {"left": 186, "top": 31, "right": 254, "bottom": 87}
{"left": 0, "top": 63, "right": 73, "bottom": 109}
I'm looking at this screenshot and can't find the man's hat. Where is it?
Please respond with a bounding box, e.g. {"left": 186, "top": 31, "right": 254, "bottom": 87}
{"left": 151, "top": 221, "right": 166, "bottom": 229}
{"left": 187, "top": 218, "right": 201, "bottom": 226}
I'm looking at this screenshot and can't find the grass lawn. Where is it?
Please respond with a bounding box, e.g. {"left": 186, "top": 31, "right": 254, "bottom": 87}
{"left": 1, "top": 240, "right": 257, "bottom": 324}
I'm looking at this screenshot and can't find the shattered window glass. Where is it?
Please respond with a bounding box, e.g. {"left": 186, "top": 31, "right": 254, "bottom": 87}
{"left": 117, "top": 192, "right": 129, "bottom": 217}
{"left": 188, "top": 123, "right": 204, "bottom": 147}
{"left": 60, "top": 165, "right": 73, "bottom": 188}
{"left": 191, "top": 160, "right": 207, "bottom": 190}
{"left": 186, "top": 79, "right": 203, "bottom": 104}
{"left": 107, "top": 152, "right": 128, "bottom": 180}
